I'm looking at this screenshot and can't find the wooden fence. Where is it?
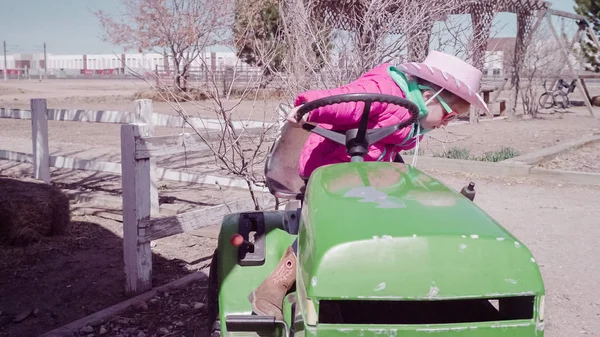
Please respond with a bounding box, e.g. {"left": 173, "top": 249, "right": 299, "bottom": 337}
{"left": 0, "top": 98, "right": 278, "bottom": 294}
{"left": 0, "top": 99, "right": 272, "bottom": 189}
{"left": 120, "top": 123, "right": 276, "bottom": 293}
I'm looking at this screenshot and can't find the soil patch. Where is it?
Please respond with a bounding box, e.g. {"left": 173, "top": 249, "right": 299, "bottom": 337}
{"left": 538, "top": 140, "right": 600, "bottom": 173}
{"left": 0, "top": 212, "right": 217, "bottom": 337}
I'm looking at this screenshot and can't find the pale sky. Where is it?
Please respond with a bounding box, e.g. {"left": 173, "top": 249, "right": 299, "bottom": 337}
{"left": 0, "top": 0, "right": 579, "bottom": 55}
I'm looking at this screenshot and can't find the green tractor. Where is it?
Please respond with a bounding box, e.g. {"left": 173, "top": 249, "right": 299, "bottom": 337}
{"left": 206, "top": 94, "right": 546, "bottom": 337}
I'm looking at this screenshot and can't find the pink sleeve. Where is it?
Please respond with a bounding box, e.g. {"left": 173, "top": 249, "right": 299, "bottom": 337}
{"left": 294, "top": 80, "right": 374, "bottom": 126}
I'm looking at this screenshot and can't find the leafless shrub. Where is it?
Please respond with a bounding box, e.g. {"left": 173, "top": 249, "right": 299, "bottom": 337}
{"left": 516, "top": 19, "right": 576, "bottom": 117}
{"left": 96, "top": 0, "right": 233, "bottom": 92}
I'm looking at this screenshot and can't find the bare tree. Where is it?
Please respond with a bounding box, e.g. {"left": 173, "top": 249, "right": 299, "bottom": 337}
{"left": 435, "top": 14, "right": 507, "bottom": 70}
{"left": 274, "top": 0, "right": 479, "bottom": 96}
{"left": 96, "top": 0, "right": 232, "bottom": 92}
{"left": 513, "top": 20, "right": 565, "bottom": 117}
{"left": 138, "top": 60, "right": 280, "bottom": 209}
{"left": 96, "top": 0, "right": 282, "bottom": 209}
{"left": 123, "top": 46, "right": 284, "bottom": 210}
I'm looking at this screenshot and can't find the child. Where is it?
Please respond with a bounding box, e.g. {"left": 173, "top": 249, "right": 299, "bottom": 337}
{"left": 249, "top": 50, "right": 489, "bottom": 320}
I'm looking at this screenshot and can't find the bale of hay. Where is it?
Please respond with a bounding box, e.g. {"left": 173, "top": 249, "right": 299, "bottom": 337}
{"left": 0, "top": 177, "right": 71, "bottom": 245}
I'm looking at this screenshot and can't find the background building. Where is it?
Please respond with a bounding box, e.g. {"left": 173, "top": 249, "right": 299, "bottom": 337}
{"left": 2, "top": 50, "right": 251, "bottom": 76}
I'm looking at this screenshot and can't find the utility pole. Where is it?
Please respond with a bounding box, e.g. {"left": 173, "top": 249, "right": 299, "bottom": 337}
{"left": 43, "top": 42, "right": 47, "bottom": 77}
{"left": 3, "top": 41, "right": 6, "bottom": 82}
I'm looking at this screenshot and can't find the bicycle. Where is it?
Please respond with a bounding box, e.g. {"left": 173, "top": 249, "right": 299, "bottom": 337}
{"left": 538, "top": 78, "right": 576, "bottom": 109}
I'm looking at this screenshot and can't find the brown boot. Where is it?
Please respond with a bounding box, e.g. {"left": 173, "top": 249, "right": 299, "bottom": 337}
{"left": 248, "top": 246, "right": 296, "bottom": 320}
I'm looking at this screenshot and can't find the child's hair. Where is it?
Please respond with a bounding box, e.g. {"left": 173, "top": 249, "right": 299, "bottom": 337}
{"left": 409, "top": 75, "right": 470, "bottom": 111}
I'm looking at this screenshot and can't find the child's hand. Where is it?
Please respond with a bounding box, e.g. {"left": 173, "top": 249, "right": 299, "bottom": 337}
{"left": 286, "top": 105, "right": 307, "bottom": 128}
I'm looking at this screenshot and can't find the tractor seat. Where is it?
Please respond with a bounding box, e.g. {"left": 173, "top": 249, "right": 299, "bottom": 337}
{"left": 264, "top": 121, "right": 311, "bottom": 200}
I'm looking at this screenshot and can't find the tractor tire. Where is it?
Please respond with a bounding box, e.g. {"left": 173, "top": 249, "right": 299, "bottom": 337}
{"left": 206, "top": 249, "right": 221, "bottom": 337}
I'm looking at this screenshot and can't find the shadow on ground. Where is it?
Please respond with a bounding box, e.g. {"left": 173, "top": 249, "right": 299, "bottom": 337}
{"left": 0, "top": 216, "right": 208, "bottom": 336}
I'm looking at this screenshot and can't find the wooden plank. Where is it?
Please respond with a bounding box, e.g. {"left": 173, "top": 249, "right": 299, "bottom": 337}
{"left": 0, "top": 150, "right": 266, "bottom": 193}
{"left": 0, "top": 150, "right": 33, "bottom": 163}
{"left": 47, "top": 109, "right": 136, "bottom": 123}
{"left": 31, "top": 99, "right": 50, "bottom": 183}
{"left": 50, "top": 156, "right": 122, "bottom": 174}
{"left": 541, "top": 20, "right": 583, "bottom": 108}
{"left": 140, "top": 196, "right": 277, "bottom": 242}
{"left": 39, "top": 271, "right": 208, "bottom": 337}
{"left": 152, "top": 113, "right": 188, "bottom": 128}
{"left": 490, "top": 77, "right": 508, "bottom": 104}
{"left": 134, "top": 100, "right": 154, "bottom": 132}
{"left": 0, "top": 108, "right": 31, "bottom": 119}
{"left": 546, "top": 15, "right": 595, "bottom": 117}
{"left": 121, "top": 123, "right": 154, "bottom": 295}
{"left": 0, "top": 151, "right": 122, "bottom": 175}
{"left": 0, "top": 107, "right": 136, "bottom": 123}
{"left": 547, "top": 8, "right": 586, "bottom": 22}
{"left": 156, "top": 167, "right": 268, "bottom": 192}
{"left": 151, "top": 110, "right": 273, "bottom": 129}
{"left": 0, "top": 106, "right": 274, "bottom": 131}
{"left": 188, "top": 116, "right": 273, "bottom": 130}
{"left": 134, "top": 101, "right": 159, "bottom": 217}
{"left": 581, "top": 78, "right": 593, "bottom": 105}
{"left": 135, "top": 133, "right": 211, "bottom": 159}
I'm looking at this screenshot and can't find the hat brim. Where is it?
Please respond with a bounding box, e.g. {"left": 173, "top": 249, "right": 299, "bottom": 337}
{"left": 398, "top": 62, "right": 490, "bottom": 114}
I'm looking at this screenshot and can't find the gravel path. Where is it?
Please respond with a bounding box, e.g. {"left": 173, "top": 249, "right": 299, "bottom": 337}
{"left": 428, "top": 170, "right": 600, "bottom": 337}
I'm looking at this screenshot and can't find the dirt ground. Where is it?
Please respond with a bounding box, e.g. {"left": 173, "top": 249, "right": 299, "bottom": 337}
{"left": 1, "top": 79, "right": 600, "bottom": 336}
{"left": 1, "top": 168, "right": 599, "bottom": 337}
{"left": 421, "top": 112, "right": 600, "bottom": 159}
{"left": 538, "top": 140, "right": 600, "bottom": 173}
{"left": 0, "top": 79, "right": 281, "bottom": 121}
{"left": 0, "top": 163, "right": 248, "bottom": 337}
{"left": 2, "top": 79, "right": 600, "bottom": 161}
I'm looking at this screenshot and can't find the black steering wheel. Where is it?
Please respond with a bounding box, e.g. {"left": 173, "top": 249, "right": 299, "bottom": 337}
{"left": 295, "top": 93, "right": 420, "bottom": 161}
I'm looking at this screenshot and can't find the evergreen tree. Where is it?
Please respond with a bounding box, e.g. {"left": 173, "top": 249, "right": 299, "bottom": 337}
{"left": 233, "top": 0, "right": 284, "bottom": 75}
{"left": 232, "top": 0, "right": 332, "bottom": 84}
{"left": 574, "top": 0, "right": 600, "bottom": 72}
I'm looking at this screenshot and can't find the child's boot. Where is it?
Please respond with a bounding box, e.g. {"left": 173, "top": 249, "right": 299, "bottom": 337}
{"left": 248, "top": 246, "right": 296, "bottom": 320}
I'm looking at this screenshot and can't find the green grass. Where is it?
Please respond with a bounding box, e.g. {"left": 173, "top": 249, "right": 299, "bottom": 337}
{"left": 402, "top": 148, "right": 425, "bottom": 156}
{"left": 478, "top": 147, "right": 521, "bottom": 162}
{"left": 432, "top": 146, "right": 520, "bottom": 162}
{"left": 433, "top": 147, "right": 473, "bottom": 160}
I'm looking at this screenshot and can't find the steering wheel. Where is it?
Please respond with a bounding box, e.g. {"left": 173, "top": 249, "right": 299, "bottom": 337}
{"left": 295, "top": 93, "right": 420, "bottom": 161}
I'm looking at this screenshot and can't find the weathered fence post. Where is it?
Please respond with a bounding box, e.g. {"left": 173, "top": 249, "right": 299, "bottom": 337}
{"left": 121, "top": 123, "right": 154, "bottom": 295}
{"left": 134, "top": 99, "right": 159, "bottom": 217}
{"left": 31, "top": 98, "right": 50, "bottom": 183}
{"left": 469, "top": 106, "right": 479, "bottom": 124}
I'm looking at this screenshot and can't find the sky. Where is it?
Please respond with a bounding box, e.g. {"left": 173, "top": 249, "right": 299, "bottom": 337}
{"left": 0, "top": 0, "right": 579, "bottom": 55}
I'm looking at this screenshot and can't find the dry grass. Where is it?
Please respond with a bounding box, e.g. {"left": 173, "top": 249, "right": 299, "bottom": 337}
{"left": 132, "top": 88, "right": 210, "bottom": 102}
{"left": 0, "top": 178, "right": 71, "bottom": 246}
{"left": 132, "top": 86, "right": 285, "bottom": 103}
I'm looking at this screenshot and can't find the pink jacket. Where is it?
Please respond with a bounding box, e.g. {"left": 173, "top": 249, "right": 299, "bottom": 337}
{"left": 295, "top": 63, "right": 422, "bottom": 178}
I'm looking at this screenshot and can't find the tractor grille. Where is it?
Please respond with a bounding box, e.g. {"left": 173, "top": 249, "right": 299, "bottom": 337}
{"left": 318, "top": 296, "right": 535, "bottom": 324}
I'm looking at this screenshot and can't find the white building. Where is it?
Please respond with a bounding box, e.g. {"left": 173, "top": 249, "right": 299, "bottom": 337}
{"left": 5, "top": 50, "right": 249, "bottom": 72}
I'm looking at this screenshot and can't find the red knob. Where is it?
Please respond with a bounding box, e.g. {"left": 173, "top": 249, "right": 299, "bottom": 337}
{"left": 230, "top": 234, "right": 245, "bottom": 247}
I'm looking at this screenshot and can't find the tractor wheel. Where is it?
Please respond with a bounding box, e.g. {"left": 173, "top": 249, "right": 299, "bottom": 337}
{"left": 206, "top": 249, "right": 221, "bottom": 337}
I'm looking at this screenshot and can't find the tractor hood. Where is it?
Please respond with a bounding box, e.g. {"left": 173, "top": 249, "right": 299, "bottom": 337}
{"left": 298, "top": 162, "right": 544, "bottom": 300}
